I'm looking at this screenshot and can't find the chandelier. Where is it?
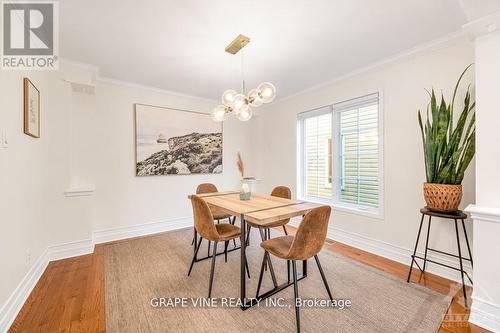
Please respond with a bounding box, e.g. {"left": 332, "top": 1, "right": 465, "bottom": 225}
{"left": 211, "top": 35, "right": 276, "bottom": 122}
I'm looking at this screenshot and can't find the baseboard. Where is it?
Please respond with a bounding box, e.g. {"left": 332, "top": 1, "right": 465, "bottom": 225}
{"left": 48, "top": 239, "right": 95, "bottom": 261}
{"left": 92, "top": 216, "right": 192, "bottom": 244}
{"left": 0, "top": 216, "right": 194, "bottom": 332}
{"left": 0, "top": 249, "right": 49, "bottom": 333}
{"left": 288, "top": 218, "right": 472, "bottom": 285}
{"left": 469, "top": 296, "right": 500, "bottom": 332}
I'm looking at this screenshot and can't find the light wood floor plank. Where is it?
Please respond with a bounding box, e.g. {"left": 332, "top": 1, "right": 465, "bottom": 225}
{"left": 9, "top": 228, "right": 488, "bottom": 333}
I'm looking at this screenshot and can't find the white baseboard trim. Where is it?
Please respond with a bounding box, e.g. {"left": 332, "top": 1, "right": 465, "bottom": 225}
{"left": 0, "top": 216, "right": 194, "bottom": 332}
{"left": 288, "top": 218, "right": 472, "bottom": 285}
{"left": 92, "top": 216, "right": 192, "bottom": 244}
{"left": 48, "top": 239, "right": 95, "bottom": 261}
{"left": 469, "top": 296, "right": 500, "bottom": 332}
{"left": 0, "top": 249, "right": 49, "bottom": 333}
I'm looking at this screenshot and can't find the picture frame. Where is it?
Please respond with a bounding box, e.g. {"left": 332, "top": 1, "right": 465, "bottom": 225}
{"left": 134, "top": 103, "right": 223, "bottom": 176}
{"left": 23, "top": 78, "right": 41, "bottom": 138}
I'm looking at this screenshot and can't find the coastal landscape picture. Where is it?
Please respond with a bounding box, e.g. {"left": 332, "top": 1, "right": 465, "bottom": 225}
{"left": 135, "top": 104, "right": 223, "bottom": 176}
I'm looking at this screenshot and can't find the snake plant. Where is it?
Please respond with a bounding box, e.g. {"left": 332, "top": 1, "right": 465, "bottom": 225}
{"left": 418, "top": 64, "right": 475, "bottom": 185}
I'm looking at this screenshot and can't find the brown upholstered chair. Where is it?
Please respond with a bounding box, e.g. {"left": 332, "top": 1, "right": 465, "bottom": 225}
{"left": 188, "top": 195, "right": 250, "bottom": 298}
{"left": 246, "top": 186, "right": 292, "bottom": 242}
{"left": 256, "top": 206, "right": 333, "bottom": 333}
{"left": 192, "top": 183, "right": 236, "bottom": 252}
{"left": 196, "top": 183, "right": 233, "bottom": 222}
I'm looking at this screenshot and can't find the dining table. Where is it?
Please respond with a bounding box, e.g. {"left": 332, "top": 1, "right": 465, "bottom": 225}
{"left": 187, "top": 191, "right": 323, "bottom": 310}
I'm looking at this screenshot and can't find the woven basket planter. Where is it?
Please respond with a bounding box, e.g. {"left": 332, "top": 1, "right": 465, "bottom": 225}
{"left": 423, "top": 183, "right": 462, "bottom": 212}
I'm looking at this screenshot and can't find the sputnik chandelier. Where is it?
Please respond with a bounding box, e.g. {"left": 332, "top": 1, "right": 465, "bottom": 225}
{"left": 211, "top": 34, "right": 276, "bottom": 122}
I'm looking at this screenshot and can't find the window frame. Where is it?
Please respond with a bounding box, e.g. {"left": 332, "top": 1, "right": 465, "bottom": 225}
{"left": 297, "top": 91, "right": 384, "bottom": 220}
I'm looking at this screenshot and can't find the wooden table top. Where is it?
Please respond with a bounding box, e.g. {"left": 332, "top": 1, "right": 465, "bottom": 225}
{"left": 200, "top": 193, "right": 301, "bottom": 216}
{"left": 188, "top": 192, "right": 325, "bottom": 226}
{"left": 244, "top": 202, "right": 323, "bottom": 226}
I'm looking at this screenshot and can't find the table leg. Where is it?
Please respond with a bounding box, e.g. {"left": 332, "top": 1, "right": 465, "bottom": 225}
{"left": 240, "top": 213, "right": 247, "bottom": 308}
{"left": 407, "top": 214, "right": 425, "bottom": 283}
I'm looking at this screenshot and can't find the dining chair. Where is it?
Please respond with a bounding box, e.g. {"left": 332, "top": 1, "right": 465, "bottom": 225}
{"left": 244, "top": 186, "right": 291, "bottom": 284}
{"left": 192, "top": 183, "right": 236, "bottom": 252}
{"left": 255, "top": 206, "right": 333, "bottom": 333}
{"left": 188, "top": 195, "right": 250, "bottom": 298}
{"left": 246, "top": 186, "right": 291, "bottom": 243}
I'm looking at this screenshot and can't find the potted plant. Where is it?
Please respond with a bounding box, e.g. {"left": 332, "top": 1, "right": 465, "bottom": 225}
{"left": 418, "top": 65, "right": 475, "bottom": 212}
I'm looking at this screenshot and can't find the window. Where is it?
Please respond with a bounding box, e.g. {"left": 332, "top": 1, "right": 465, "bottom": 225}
{"left": 298, "top": 93, "right": 382, "bottom": 215}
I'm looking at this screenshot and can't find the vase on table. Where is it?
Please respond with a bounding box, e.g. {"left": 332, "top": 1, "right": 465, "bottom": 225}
{"left": 240, "top": 182, "right": 251, "bottom": 200}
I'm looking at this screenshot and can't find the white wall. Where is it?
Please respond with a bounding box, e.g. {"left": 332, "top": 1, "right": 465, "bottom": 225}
{"left": 47, "top": 66, "right": 253, "bottom": 244}
{"left": 0, "top": 71, "right": 51, "bottom": 312}
{"left": 468, "top": 30, "right": 500, "bottom": 332}
{"left": 0, "top": 62, "right": 253, "bottom": 330}
{"left": 251, "top": 38, "right": 476, "bottom": 279}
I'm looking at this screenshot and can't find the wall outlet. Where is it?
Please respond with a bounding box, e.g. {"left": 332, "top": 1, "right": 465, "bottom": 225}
{"left": 1, "top": 129, "right": 8, "bottom": 148}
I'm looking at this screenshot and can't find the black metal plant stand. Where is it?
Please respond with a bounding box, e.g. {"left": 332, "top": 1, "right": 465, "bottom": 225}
{"left": 407, "top": 208, "right": 473, "bottom": 306}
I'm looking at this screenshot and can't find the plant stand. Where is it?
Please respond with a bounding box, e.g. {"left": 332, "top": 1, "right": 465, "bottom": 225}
{"left": 406, "top": 208, "right": 473, "bottom": 306}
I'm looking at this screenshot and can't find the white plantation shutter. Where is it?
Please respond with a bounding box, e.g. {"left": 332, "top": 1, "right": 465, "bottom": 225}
{"left": 298, "top": 93, "right": 381, "bottom": 212}
{"left": 299, "top": 107, "right": 333, "bottom": 201}
{"left": 336, "top": 93, "right": 379, "bottom": 207}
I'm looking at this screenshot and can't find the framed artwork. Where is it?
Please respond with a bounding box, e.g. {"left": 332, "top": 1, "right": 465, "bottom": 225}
{"left": 23, "top": 78, "right": 40, "bottom": 138}
{"left": 135, "top": 103, "right": 223, "bottom": 176}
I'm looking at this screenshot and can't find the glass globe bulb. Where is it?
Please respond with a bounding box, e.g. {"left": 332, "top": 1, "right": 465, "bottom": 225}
{"left": 237, "top": 106, "right": 253, "bottom": 121}
{"left": 257, "top": 82, "right": 276, "bottom": 103}
{"left": 233, "top": 94, "right": 247, "bottom": 114}
{"left": 221, "top": 89, "right": 237, "bottom": 107}
{"left": 211, "top": 105, "right": 227, "bottom": 122}
{"left": 248, "top": 89, "right": 263, "bottom": 107}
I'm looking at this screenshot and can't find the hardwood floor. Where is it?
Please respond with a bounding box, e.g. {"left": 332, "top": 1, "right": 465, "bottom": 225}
{"left": 9, "top": 228, "right": 488, "bottom": 333}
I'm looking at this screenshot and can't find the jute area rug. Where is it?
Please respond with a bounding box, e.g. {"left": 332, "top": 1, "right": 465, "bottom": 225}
{"left": 104, "top": 228, "right": 451, "bottom": 332}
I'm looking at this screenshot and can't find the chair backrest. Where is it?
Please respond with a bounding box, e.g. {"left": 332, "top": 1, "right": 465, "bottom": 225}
{"left": 190, "top": 195, "right": 219, "bottom": 241}
{"left": 286, "top": 206, "right": 331, "bottom": 260}
{"left": 271, "top": 186, "right": 291, "bottom": 224}
{"left": 270, "top": 186, "right": 291, "bottom": 199}
{"left": 196, "top": 183, "right": 218, "bottom": 194}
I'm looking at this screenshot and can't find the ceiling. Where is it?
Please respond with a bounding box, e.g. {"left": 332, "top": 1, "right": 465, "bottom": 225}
{"left": 60, "top": 0, "right": 500, "bottom": 100}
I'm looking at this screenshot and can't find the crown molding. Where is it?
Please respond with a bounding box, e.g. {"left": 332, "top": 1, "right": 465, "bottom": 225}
{"left": 274, "top": 30, "right": 468, "bottom": 104}
{"left": 462, "top": 10, "right": 500, "bottom": 38}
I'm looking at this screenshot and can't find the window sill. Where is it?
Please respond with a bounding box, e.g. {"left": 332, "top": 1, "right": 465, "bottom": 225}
{"left": 299, "top": 197, "right": 384, "bottom": 220}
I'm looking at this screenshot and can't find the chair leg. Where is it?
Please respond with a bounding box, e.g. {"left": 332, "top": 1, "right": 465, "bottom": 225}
{"left": 266, "top": 252, "right": 278, "bottom": 288}
{"left": 292, "top": 260, "right": 301, "bottom": 333}
{"left": 314, "top": 255, "right": 333, "bottom": 300}
{"left": 287, "top": 260, "right": 291, "bottom": 283}
{"left": 231, "top": 217, "right": 237, "bottom": 248}
{"left": 256, "top": 251, "right": 267, "bottom": 298}
{"left": 208, "top": 241, "right": 218, "bottom": 298}
{"left": 191, "top": 227, "right": 197, "bottom": 245}
{"left": 224, "top": 241, "right": 229, "bottom": 263}
{"left": 246, "top": 225, "right": 251, "bottom": 246}
{"left": 188, "top": 237, "right": 203, "bottom": 276}
{"left": 283, "top": 225, "right": 288, "bottom": 235}
{"left": 207, "top": 239, "right": 211, "bottom": 257}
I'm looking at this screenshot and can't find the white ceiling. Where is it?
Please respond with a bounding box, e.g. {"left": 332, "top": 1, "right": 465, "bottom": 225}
{"left": 60, "top": 0, "right": 499, "bottom": 100}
